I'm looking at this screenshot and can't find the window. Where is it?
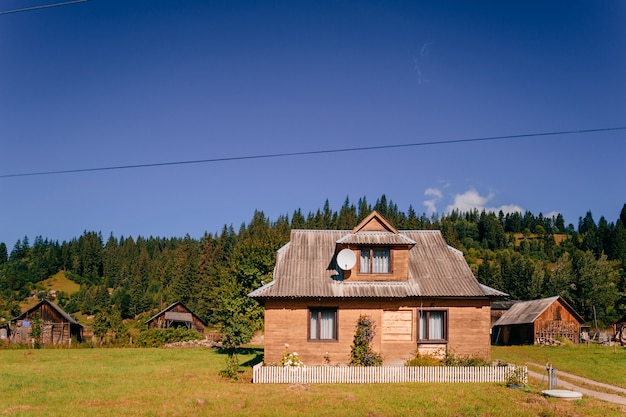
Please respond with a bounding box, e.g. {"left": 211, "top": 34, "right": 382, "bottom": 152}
{"left": 360, "top": 247, "right": 391, "bottom": 273}
{"left": 309, "top": 308, "right": 338, "bottom": 341}
{"left": 418, "top": 310, "right": 447, "bottom": 342}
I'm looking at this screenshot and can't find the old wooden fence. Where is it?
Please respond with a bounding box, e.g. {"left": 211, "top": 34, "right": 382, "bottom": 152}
{"left": 252, "top": 363, "right": 527, "bottom": 384}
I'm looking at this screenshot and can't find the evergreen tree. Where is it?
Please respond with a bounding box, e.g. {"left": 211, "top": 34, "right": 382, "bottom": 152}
{"left": 0, "top": 242, "right": 7, "bottom": 265}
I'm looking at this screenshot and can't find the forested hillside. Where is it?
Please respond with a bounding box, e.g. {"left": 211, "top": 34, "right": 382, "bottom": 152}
{"left": 1, "top": 196, "right": 625, "bottom": 331}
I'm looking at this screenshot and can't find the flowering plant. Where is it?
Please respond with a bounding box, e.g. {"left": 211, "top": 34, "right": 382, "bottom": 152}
{"left": 278, "top": 343, "right": 304, "bottom": 367}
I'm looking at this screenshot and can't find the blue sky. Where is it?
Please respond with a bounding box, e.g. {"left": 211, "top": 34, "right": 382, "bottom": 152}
{"left": 1, "top": 0, "right": 625, "bottom": 247}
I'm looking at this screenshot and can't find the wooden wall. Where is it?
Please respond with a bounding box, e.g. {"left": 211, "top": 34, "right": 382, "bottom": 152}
{"left": 148, "top": 304, "right": 206, "bottom": 334}
{"left": 11, "top": 303, "right": 80, "bottom": 345}
{"left": 534, "top": 300, "right": 581, "bottom": 344}
{"left": 263, "top": 298, "right": 491, "bottom": 365}
{"left": 341, "top": 246, "right": 410, "bottom": 282}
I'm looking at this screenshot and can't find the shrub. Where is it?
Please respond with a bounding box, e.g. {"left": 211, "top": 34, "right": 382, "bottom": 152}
{"left": 441, "top": 351, "right": 490, "bottom": 367}
{"left": 405, "top": 350, "right": 490, "bottom": 367}
{"left": 135, "top": 327, "right": 201, "bottom": 347}
{"left": 350, "top": 315, "right": 382, "bottom": 366}
{"left": 405, "top": 353, "right": 441, "bottom": 367}
{"left": 278, "top": 344, "right": 304, "bottom": 367}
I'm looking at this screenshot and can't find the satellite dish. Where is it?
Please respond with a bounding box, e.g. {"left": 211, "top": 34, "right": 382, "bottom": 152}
{"left": 336, "top": 248, "right": 356, "bottom": 270}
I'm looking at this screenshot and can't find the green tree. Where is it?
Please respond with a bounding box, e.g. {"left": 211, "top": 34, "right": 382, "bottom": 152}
{"left": 572, "top": 251, "right": 620, "bottom": 323}
{"left": 0, "top": 242, "right": 7, "bottom": 265}
{"left": 217, "top": 291, "right": 256, "bottom": 380}
{"left": 545, "top": 252, "right": 574, "bottom": 300}
{"left": 527, "top": 260, "right": 546, "bottom": 299}
{"left": 31, "top": 312, "right": 43, "bottom": 349}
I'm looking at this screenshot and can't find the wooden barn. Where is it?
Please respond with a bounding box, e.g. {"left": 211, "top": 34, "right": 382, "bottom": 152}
{"left": 614, "top": 314, "right": 626, "bottom": 345}
{"left": 250, "top": 211, "right": 504, "bottom": 365}
{"left": 490, "top": 299, "right": 518, "bottom": 327}
{"left": 492, "top": 296, "right": 584, "bottom": 345}
{"left": 144, "top": 302, "right": 207, "bottom": 335}
{"left": 10, "top": 299, "right": 84, "bottom": 345}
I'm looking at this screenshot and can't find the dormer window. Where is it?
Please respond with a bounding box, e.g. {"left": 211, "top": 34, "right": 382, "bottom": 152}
{"left": 360, "top": 247, "right": 391, "bottom": 273}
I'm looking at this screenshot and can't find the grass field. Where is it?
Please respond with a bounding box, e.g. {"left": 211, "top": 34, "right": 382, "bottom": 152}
{"left": 19, "top": 271, "right": 81, "bottom": 311}
{"left": 493, "top": 344, "right": 626, "bottom": 389}
{"left": 1, "top": 346, "right": 624, "bottom": 416}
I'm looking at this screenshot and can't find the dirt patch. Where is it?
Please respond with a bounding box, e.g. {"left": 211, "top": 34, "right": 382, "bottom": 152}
{"left": 2, "top": 405, "right": 40, "bottom": 414}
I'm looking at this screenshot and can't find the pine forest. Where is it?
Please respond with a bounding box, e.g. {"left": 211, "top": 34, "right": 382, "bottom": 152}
{"left": 1, "top": 196, "right": 625, "bottom": 341}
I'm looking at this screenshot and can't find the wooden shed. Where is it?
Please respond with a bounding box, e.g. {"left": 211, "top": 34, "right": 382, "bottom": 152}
{"left": 10, "top": 299, "right": 84, "bottom": 345}
{"left": 490, "top": 299, "right": 518, "bottom": 328}
{"left": 492, "top": 296, "right": 583, "bottom": 345}
{"left": 614, "top": 314, "right": 626, "bottom": 345}
{"left": 144, "top": 302, "right": 207, "bottom": 335}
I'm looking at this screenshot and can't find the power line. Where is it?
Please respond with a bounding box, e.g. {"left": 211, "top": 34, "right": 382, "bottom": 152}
{"left": 0, "top": 0, "right": 89, "bottom": 16}
{"left": 1, "top": 126, "right": 624, "bottom": 179}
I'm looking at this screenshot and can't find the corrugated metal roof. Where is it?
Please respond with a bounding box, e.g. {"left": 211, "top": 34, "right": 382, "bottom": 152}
{"left": 14, "top": 299, "right": 83, "bottom": 327}
{"left": 165, "top": 312, "right": 193, "bottom": 322}
{"left": 249, "top": 228, "right": 490, "bottom": 299}
{"left": 492, "top": 296, "right": 584, "bottom": 326}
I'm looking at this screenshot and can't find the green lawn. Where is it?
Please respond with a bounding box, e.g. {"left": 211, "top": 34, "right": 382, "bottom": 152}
{"left": 1, "top": 346, "right": 624, "bottom": 416}
{"left": 492, "top": 344, "right": 626, "bottom": 389}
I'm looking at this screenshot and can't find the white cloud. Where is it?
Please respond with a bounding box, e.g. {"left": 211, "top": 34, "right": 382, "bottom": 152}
{"left": 445, "top": 189, "right": 523, "bottom": 215}
{"left": 423, "top": 187, "right": 443, "bottom": 215}
{"left": 446, "top": 189, "right": 491, "bottom": 213}
{"left": 424, "top": 188, "right": 442, "bottom": 199}
{"left": 496, "top": 204, "right": 525, "bottom": 215}
{"left": 544, "top": 211, "right": 561, "bottom": 219}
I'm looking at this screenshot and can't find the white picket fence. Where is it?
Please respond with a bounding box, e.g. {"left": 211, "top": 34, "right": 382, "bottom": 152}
{"left": 252, "top": 363, "right": 527, "bottom": 384}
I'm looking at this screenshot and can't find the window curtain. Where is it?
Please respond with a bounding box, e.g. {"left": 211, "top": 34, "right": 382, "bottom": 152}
{"left": 360, "top": 250, "right": 370, "bottom": 273}
{"left": 310, "top": 313, "right": 319, "bottom": 339}
{"left": 429, "top": 311, "right": 444, "bottom": 339}
{"left": 320, "top": 310, "right": 335, "bottom": 339}
{"left": 372, "top": 249, "right": 390, "bottom": 273}
{"left": 419, "top": 311, "right": 444, "bottom": 340}
{"left": 311, "top": 310, "right": 336, "bottom": 339}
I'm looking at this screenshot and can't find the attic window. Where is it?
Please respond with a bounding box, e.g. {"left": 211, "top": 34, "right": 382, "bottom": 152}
{"left": 360, "top": 247, "right": 391, "bottom": 273}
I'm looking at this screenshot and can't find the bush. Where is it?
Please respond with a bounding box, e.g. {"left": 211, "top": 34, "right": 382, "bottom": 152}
{"left": 350, "top": 315, "right": 382, "bottom": 366}
{"left": 405, "top": 353, "right": 442, "bottom": 367}
{"left": 441, "top": 351, "right": 490, "bottom": 367}
{"left": 135, "top": 328, "right": 201, "bottom": 347}
{"left": 405, "top": 350, "right": 490, "bottom": 367}
{"left": 278, "top": 344, "right": 304, "bottom": 367}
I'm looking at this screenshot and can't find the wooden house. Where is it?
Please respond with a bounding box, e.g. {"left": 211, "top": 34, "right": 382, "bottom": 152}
{"left": 144, "top": 302, "right": 207, "bottom": 335}
{"left": 249, "top": 211, "right": 503, "bottom": 365}
{"left": 10, "top": 299, "right": 83, "bottom": 345}
{"left": 491, "top": 296, "right": 584, "bottom": 345}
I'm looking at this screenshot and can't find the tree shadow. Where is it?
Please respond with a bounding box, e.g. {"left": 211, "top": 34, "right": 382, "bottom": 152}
{"left": 216, "top": 346, "right": 264, "bottom": 367}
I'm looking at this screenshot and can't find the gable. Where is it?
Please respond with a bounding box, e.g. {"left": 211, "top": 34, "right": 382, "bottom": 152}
{"left": 145, "top": 301, "right": 207, "bottom": 327}
{"left": 493, "top": 296, "right": 583, "bottom": 327}
{"left": 352, "top": 211, "right": 398, "bottom": 234}
{"left": 14, "top": 300, "right": 82, "bottom": 327}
